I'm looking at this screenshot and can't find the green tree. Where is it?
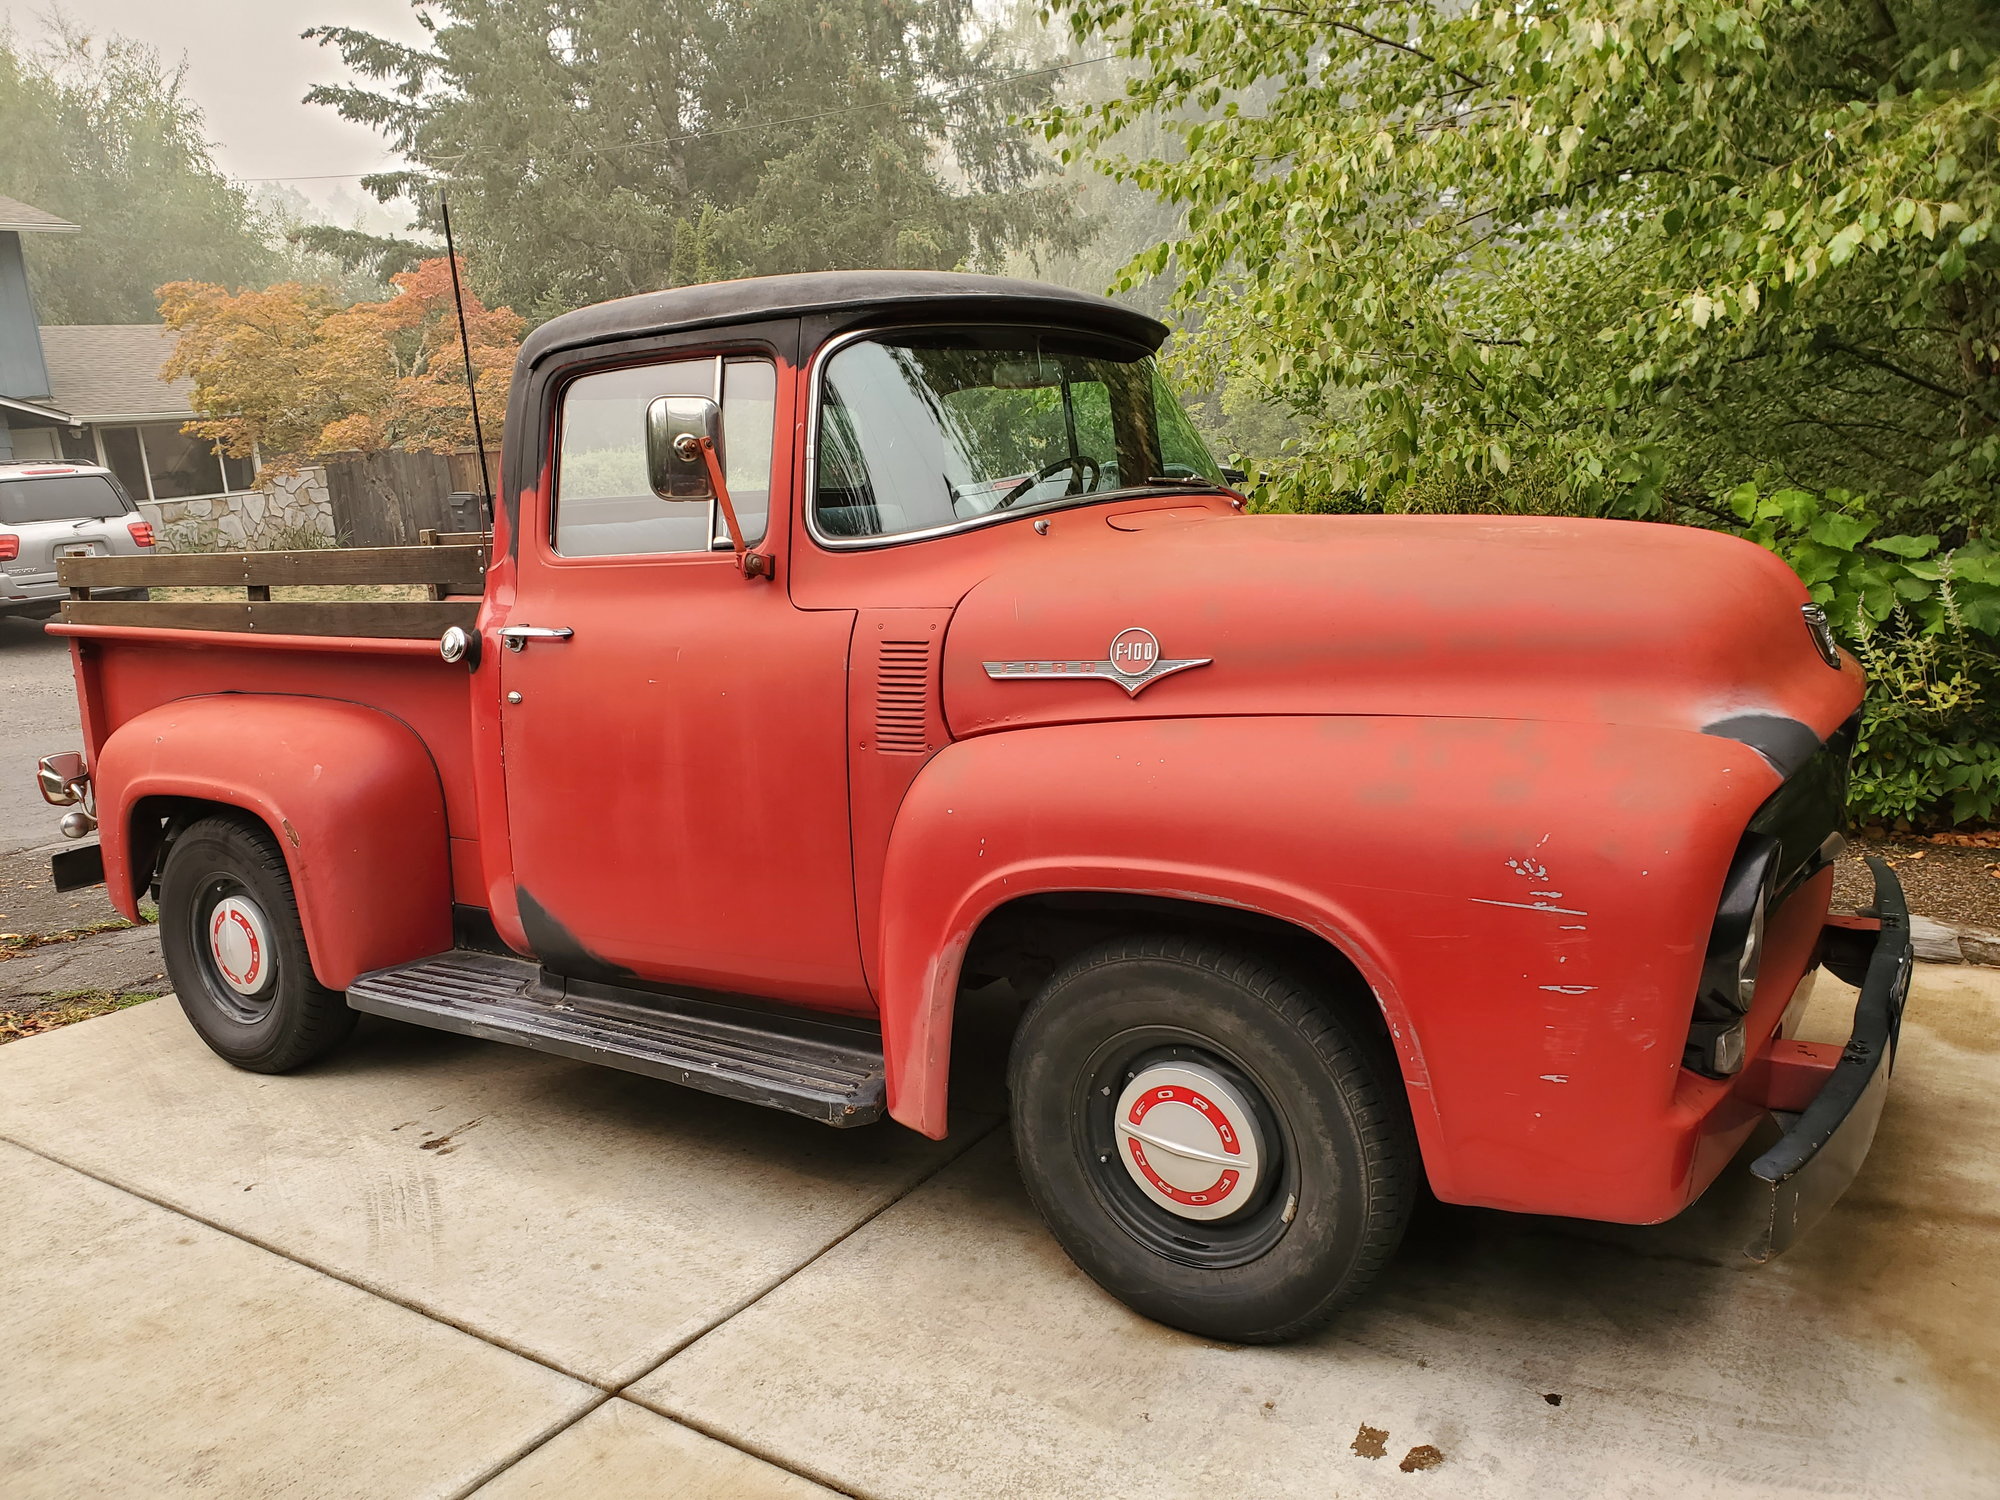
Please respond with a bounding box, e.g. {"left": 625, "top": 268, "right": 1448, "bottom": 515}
{"left": 0, "top": 17, "right": 281, "bottom": 323}
{"left": 307, "top": 0, "right": 1076, "bottom": 322}
{"left": 1000, "top": 22, "right": 1301, "bottom": 474}
{"left": 1048, "top": 1, "right": 2000, "bottom": 533}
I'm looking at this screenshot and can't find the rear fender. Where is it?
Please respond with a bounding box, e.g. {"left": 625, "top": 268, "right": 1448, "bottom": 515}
{"left": 95, "top": 695, "right": 451, "bottom": 990}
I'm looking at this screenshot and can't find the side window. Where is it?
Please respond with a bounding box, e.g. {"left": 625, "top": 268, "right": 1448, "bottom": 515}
{"left": 554, "top": 355, "right": 776, "bottom": 558}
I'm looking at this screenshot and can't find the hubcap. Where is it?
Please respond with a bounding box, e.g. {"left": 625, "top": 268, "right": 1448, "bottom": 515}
{"left": 1113, "top": 1062, "right": 1265, "bottom": 1221}
{"left": 207, "top": 894, "right": 271, "bottom": 996}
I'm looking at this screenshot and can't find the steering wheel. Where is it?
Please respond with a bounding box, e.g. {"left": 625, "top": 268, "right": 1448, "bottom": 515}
{"left": 995, "top": 454, "right": 1102, "bottom": 510}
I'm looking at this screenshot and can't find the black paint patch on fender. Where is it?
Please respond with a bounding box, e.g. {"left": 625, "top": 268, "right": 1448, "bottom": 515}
{"left": 1703, "top": 714, "right": 1824, "bottom": 778}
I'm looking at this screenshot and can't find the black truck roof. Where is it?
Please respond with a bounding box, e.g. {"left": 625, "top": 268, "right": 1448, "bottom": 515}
{"left": 515, "top": 269, "right": 1170, "bottom": 369}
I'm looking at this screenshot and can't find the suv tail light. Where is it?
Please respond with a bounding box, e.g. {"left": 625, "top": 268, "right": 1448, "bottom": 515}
{"left": 128, "top": 519, "right": 155, "bottom": 547}
{"left": 0, "top": 533, "right": 17, "bottom": 561}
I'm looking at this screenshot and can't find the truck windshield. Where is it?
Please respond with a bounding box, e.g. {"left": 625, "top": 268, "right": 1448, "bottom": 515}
{"left": 812, "top": 328, "right": 1220, "bottom": 543}
{"left": 0, "top": 473, "right": 129, "bottom": 525}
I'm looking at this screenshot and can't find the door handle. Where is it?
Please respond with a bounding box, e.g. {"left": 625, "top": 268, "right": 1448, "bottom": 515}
{"left": 497, "top": 625, "right": 574, "bottom": 652}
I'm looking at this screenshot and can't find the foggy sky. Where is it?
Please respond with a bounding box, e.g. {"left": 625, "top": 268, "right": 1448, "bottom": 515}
{"left": 7, "top": 1, "right": 431, "bottom": 220}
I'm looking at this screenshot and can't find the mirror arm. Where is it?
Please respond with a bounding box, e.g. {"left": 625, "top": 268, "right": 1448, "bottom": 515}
{"left": 678, "top": 434, "right": 774, "bottom": 581}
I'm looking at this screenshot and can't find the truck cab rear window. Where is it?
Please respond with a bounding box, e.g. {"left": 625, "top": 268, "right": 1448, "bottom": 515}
{"left": 811, "top": 328, "right": 1220, "bottom": 544}
{"left": 0, "top": 474, "right": 129, "bottom": 525}
{"left": 553, "top": 356, "right": 776, "bottom": 558}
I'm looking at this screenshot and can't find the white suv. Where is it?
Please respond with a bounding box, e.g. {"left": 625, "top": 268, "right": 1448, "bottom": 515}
{"left": 0, "top": 462, "right": 154, "bottom": 620}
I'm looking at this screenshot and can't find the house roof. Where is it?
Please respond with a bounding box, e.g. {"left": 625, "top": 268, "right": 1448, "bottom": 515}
{"left": 38, "top": 325, "right": 191, "bottom": 422}
{"left": 0, "top": 194, "right": 80, "bottom": 233}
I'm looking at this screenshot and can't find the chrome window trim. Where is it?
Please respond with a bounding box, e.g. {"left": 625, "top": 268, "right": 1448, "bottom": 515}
{"left": 801, "top": 321, "right": 1173, "bottom": 553}
{"left": 550, "top": 352, "right": 775, "bottom": 559}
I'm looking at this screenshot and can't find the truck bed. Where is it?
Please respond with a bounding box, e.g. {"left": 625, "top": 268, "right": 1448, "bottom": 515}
{"left": 50, "top": 540, "right": 491, "bottom": 907}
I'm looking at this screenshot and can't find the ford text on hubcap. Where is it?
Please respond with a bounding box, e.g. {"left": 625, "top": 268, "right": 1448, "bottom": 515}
{"left": 1114, "top": 1063, "right": 1265, "bottom": 1220}
{"left": 209, "top": 895, "right": 269, "bottom": 994}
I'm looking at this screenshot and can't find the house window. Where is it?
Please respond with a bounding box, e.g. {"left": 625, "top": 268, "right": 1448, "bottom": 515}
{"left": 94, "top": 421, "right": 256, "bottom": 503}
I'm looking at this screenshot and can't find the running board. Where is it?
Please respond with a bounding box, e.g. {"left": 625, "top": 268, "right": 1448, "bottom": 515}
{"left": 345, "top": 951, "right": 885, "bottom": 1127}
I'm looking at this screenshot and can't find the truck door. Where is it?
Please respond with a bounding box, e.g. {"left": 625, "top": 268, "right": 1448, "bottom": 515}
{"left": 496, "top": 350, "right": 868, "bottom": 1012}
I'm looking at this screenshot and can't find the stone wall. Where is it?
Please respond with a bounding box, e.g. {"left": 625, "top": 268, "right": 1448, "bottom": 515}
{"left": 143, "top": 466, "right": 335, "bottom": 551}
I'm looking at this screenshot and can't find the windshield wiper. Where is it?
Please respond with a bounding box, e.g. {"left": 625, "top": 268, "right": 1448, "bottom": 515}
{"left": 1140, "top": 474, "right": 1222, "bottom": 489}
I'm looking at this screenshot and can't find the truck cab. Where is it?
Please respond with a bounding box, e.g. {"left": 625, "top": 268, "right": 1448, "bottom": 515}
{"left": 40, "top": 271, "right": 1912, "bottom": 1343}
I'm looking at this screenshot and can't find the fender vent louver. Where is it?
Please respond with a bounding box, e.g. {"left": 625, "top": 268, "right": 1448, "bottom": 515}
{"left": 874, "top": 640, "right": 936, "bottom": 754}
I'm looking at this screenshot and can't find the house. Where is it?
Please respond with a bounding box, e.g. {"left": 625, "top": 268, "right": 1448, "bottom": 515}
{"left": 0, "top": 192, "right": 331, "bottom": 545}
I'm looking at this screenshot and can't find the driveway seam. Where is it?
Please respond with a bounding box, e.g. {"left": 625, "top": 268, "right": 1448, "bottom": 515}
{"left": 5, "top": 1113, "right": 1001, "bottom": 1500}
{"left": 598, "top": 1116, "right": 1007, "bottom": 1500}
{"left": 440, "top": 1391, "right": 616, "bottom": 1500}
{"left": 619, "top": 1115, "right": 1005, "bottom": 1387}
{"left": 0, "top": 1130, "right": 599, "bottom": 1388}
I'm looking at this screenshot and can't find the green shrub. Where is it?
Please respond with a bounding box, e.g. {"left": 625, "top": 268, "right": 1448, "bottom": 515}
{"left": 1728, "top": 483, "right": 2000, "bottom": 828}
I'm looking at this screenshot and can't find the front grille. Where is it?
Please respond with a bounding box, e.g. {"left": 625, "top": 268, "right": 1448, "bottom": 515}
{"left": 1749, "top": 713, "right": 1856, "bottom": 901}
{"left": 1682, "top": 713, "right": 1856, "bottom": 1076}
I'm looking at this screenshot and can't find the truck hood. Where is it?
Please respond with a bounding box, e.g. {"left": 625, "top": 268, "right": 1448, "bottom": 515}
{"left": 940, "top": 509, "right": 1861, "bottom": 762}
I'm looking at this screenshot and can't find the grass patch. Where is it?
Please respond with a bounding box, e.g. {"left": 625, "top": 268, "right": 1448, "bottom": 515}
{"left": 0, "top": 916, "right": 140, "bottom": 954}
{"left": 0, "top": 990, "right": 159, "bottom": 1043}
{"left": 154, "top": 584, "right": 431, "bottom": 603}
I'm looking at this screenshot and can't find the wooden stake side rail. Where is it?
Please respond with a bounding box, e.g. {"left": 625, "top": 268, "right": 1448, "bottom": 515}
{"left": 57, "top": 544, "right": 487, "bottom": 591}
{"left": 57, "top": 599, "right": 480, "bottom": 640}
{"left": 55, "top": 541, "right": 490, "bottom": 641}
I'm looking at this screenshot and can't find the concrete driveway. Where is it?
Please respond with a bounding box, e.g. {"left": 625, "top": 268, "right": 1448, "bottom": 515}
{"left": 3, "top": 964, "right": 1996, "bottom": 1499}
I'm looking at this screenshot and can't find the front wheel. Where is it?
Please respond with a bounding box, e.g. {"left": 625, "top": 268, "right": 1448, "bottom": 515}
{"left": 1009, "top": 936, "right": 1415, "bottom": 1342}
{"left": 159, "top": 814, "right": 355, "bottom": 1072}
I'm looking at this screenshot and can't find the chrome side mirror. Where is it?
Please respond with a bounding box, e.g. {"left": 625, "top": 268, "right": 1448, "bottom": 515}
{"left": 646, "top": 395, "right": 722, "bottom": 500}
{"left": 642, "top": 393, "right": 772, "bottom": 580}
{"left": 36, "top": 752, "right": 87, "bottom": 807}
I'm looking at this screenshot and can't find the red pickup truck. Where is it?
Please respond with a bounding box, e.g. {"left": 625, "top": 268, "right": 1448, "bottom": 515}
{"left": 37, "top": 270, "right": 1911, "bottom": 1343}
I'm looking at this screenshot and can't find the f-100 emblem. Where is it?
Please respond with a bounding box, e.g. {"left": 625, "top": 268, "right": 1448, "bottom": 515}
{"left": 983, "top": 626, "right": 1211, "bottom": 697}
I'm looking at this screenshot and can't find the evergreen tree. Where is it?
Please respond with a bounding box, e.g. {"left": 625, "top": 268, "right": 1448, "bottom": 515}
{"left": 307, "top": 0, "right": 1076, "bottom": 321}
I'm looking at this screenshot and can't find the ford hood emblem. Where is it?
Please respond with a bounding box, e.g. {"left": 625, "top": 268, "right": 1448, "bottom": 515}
{"left": 983, "top": 627, "right": 1211, "bottom": 697}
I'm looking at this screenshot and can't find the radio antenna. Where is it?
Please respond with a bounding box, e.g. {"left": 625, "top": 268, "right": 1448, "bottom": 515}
{"left": 438, "top": 189, "right": 494, "bottom": 525}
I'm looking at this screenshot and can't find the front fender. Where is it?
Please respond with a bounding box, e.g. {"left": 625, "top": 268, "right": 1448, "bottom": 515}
{"left": 876, "top": 715, "right": 1780, "bottom": 1222}
{"left": 95, "top": 695, "right": 451, "bottom": 990}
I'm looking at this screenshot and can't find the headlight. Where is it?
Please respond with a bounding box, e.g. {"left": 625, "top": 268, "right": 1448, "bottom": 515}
{"left": 1735, "top": 896, "right": 1768, "bottom": 1010}
{"left": 1684, "top": 836, "right": 1779, "bottom": 1078}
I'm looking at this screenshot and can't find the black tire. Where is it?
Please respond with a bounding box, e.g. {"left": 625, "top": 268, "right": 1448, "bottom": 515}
{"left": 1008, "top": 936, "right": 1416, "bottom": 1343}
{"left": 158, "top": 813, "right": 355, "bottom": 1072}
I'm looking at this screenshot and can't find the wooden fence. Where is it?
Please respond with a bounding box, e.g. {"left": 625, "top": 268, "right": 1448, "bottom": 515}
{"left": 325, "top": 448, "right": 498, "bottom": 548}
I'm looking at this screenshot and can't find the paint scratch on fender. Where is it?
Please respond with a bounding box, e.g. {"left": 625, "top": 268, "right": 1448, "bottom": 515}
{"left": 1539, "top": 984, "right": 1597, "bottom": 994}
{"left": 1470, "top": 897, "right": 1589, "bottom": 916}
{"left": 1539, "top": 1074, "right": 1570, "bottom": 1084}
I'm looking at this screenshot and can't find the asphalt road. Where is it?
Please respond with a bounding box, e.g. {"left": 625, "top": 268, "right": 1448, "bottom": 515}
{"left": 0, "top": 616, "right": 81, "bottom": 857}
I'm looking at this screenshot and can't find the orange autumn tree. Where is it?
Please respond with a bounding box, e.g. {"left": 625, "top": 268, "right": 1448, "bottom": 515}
{"left": 158, "top": 258, "right": 524, "bottom": 472}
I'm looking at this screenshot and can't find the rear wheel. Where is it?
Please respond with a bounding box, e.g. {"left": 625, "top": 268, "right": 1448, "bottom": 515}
{"left": 1009, "top": 936, "right": 1415, "bottom": 1342}
{"left": 158, "top": 814, "right": 355, "bottom": 1072}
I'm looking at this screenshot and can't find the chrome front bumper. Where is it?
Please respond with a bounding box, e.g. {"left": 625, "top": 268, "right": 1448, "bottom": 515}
{"left": 1746, "top": 856, "right": 1913, "bottom": 1261}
